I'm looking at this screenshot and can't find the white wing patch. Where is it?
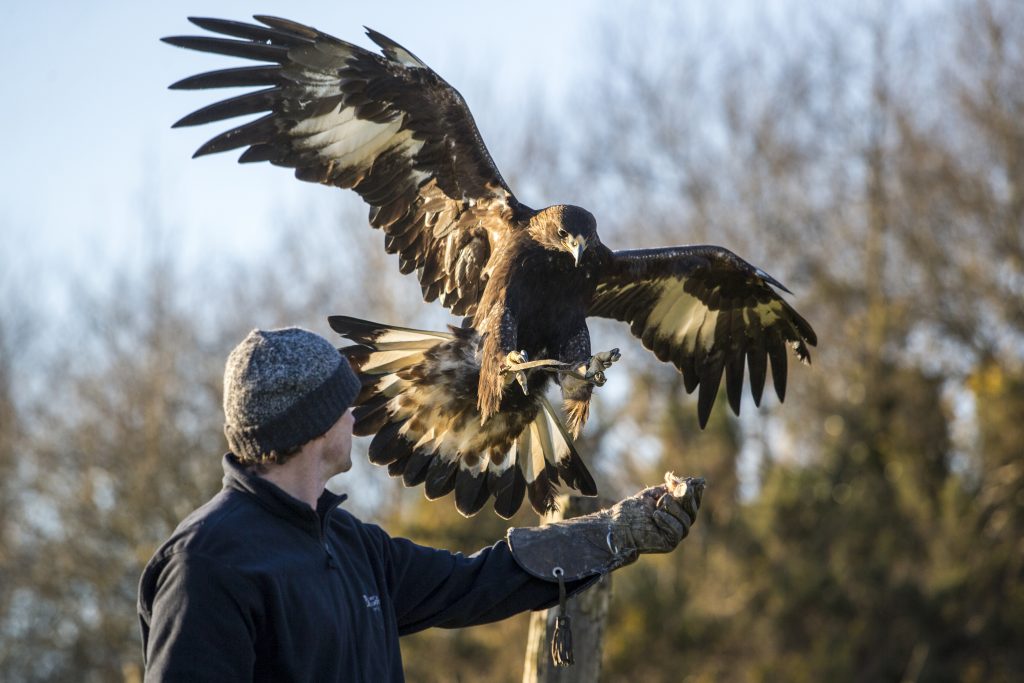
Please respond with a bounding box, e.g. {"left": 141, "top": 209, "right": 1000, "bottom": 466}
{"left": 751, "top": 301, "right": 781, "bottom": 326}
{"left": 648, "top": 278, "right": 718, "bottom": 352}
{"left": 696, "top": 310, "right": 719, "bottom": 352}
{"left": 291, "top": 105, "right": 356, "bottom": 136}
{"left": 296, "top": 110, "right": 397, "bottom": 154}
{"left": 388, "top": 46, "right": 425, "bottom": 68}
{"left": 291, "top": 110, "right": 426, "bottom": 173}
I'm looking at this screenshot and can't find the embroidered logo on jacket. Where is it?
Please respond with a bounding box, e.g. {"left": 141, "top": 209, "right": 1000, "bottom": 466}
{"left": 363, "top": 594, "right": 382, "bottom": 613}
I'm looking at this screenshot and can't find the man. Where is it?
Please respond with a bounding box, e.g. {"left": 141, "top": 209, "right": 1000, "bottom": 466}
{"left": 138, "top": 327, "right": 702, "bottom": 681}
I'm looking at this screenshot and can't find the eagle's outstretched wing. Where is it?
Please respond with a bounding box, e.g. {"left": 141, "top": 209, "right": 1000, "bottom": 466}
{"left": 164, "top": 16, "right": 529, "bottom": 316}
{"left": 588, "top": 246, "right": 817, "bottom": 427}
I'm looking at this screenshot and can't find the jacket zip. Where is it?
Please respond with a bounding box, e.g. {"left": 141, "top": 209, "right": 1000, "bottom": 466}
{"left": 324, "top": 539, "right": 338, "bottom": 569}
{"left": 318, "top": 499, "right": 344, "bottom": 570}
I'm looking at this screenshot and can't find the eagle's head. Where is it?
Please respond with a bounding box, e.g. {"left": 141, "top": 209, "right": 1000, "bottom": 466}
{"left": 529, "top": 205, "right": 598, "bottom": 267}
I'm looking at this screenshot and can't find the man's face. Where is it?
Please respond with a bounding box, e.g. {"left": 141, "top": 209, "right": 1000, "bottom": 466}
{"left": 322, "top": 409, "right": 354, "bottom": 476}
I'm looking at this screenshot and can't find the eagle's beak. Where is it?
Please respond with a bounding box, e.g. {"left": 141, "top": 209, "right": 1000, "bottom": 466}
{"left": 569, "top": 237, "right": 587, "bottom": 267}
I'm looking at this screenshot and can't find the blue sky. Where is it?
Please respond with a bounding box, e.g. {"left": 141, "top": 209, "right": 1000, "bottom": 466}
{"left": 2, "top": 1, "right": 614, "bottom": 304}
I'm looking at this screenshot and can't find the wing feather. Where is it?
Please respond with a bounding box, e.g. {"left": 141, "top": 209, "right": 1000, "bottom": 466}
{"left": 165, "top": 16, "right": 535, "bottom": 317}
{"left": 589, "top": 246, "right": 816, "bottom": 427}
{"left": 747, "top": 332, "right": 768, "bottom": 407}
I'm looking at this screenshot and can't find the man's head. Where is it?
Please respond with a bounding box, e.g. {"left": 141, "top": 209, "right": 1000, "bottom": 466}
{"left": 222, "top": 327, "right": 360, "bottom": 467}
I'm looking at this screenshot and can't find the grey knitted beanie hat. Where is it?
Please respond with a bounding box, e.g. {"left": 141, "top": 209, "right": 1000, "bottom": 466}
{"left": 223, "top": 327, "right": 360, "bottom": 462}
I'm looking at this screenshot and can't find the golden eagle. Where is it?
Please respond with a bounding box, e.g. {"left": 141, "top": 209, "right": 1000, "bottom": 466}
{"left": 164, "top": 16, "right": 817, "bottom": 517}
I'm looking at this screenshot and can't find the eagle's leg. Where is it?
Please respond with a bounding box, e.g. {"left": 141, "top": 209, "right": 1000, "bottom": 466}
{"left": 553, "top": 348, "right": 622, "bottom": 387}
{"left": 499, "top": 347, "right": 621, "bottom": 394}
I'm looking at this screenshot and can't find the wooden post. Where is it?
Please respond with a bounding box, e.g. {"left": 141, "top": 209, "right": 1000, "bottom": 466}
{"left": 522, "top": 494, "right": 612, "bottom": 683}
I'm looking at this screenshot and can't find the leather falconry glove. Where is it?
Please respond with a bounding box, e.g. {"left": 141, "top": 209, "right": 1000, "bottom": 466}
{"left": 506, "top": 473, "right": 704, "bottom": 667}
{"left": 507, "top": 473, "right": 704, "bottom": 582}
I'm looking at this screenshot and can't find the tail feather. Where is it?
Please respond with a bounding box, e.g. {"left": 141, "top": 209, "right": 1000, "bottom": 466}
{"left": 520, "top": 420, "right": 560, "bottom": 515}
{"left": 339, "top": 344, "right": 373, "bottom": 370}
{"left": 526, "top": 462, "right": 559, "bottom": 515}
{"left": 356, "top": 349, "right": 428, "bottom": 375}
{"left": 424, "top": 457, "right": 458, "bottom": 499}
{"left": 387, "top": 450, "right": 414, "bottom": 477}
{"left": 401, "top": 449, "right": 434, "bottom": 487}
{"left": 329, "top": 315, "right": 453, "bottom": 346}
{"left": 331, "top": 314, "right": 598, "bottom": 517}
{"left": 490, "top": 466, "right": 527, "bottom": 519}
{"left": 540, "top": 397, "right": 597, "bottom": 496}
{"left": 367, "top": 421, "right": 408, "bottom": 466}
{"left": 352, "top": 405, "right": 391, "bottom": 438}
{"left": 351, "top": 392, "right": 392, "bottom": 437}
{"left": 559, "top": 449, "right": 597, "bottom": 497}
{"left": 355, "top": 373, "right": 401, "bottom": 403}
{"left": 455, "top": 465, "right": 490, "bottom": 516}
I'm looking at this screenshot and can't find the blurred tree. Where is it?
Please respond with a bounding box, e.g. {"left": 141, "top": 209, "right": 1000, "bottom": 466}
{"left": 557, "top": 1, "right": 1024, "bottom": 681}
{"left": 0, "top": 286, "right": 35, "bottom": 679}
{"left": 7, "top": 254, "right": 225, "bottom": 681}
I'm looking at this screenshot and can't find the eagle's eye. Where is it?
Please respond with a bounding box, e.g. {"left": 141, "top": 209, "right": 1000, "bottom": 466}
{"left": 557, "top": 229, "right": 569, "bottom": 239}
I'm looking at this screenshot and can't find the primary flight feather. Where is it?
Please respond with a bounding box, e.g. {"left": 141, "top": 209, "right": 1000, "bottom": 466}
{"left": 165, "top": 16, "right": 817, "bottom": 517}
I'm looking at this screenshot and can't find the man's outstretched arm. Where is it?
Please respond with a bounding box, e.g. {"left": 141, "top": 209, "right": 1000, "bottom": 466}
{"left": 379, "top": 474, "right": 704, "bottom": 634}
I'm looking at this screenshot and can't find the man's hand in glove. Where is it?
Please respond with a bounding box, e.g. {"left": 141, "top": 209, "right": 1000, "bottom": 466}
{"left": 506, "top": 475, "right": 703, "bottom": 667}
{"left": 507, "top": 473, "right": 705, "bottom": 582}
{"left": 606, "top": 473, "right": 703, "bottom": 556}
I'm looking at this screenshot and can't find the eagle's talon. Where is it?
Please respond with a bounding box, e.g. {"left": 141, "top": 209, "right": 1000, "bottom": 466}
{"left": 501, "top": 350, "right": 532, "bottom": 395}
{"left": 592, "top": 348, "right": 621, "bottom": 369}
{"left": 500, "top": 349, "right": 530, "bottom": 372}
{"left": 581, "top": 348, "right": 621, "bottom": 385}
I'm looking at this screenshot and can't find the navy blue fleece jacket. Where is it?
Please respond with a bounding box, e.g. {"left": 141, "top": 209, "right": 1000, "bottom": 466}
{"left": 138, "top": 455, "right": 581, "bottom": 682}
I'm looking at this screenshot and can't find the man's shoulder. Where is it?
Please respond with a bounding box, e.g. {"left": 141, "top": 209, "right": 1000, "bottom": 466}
{"left": 327, "top": 504, "right": 387, "bottom": 540}
{"left": 326, "top": 504, "right": 401, "bottom": 562}
{"left": 149, "top": 488, "right": 263, "bottom": 566}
